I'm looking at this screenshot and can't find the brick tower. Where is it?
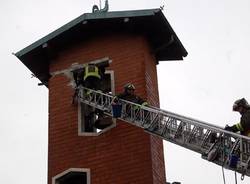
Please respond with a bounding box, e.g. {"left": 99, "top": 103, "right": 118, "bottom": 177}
{"left": 15, "top": 8, "right": 187, "bottom": 184}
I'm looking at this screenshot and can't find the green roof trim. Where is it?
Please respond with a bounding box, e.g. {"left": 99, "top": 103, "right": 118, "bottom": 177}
{"left": 15, "top": 9, "right": 160, "bottom": 57}
{"left": 15, "top": 8, "right": 188, "bottom": 85}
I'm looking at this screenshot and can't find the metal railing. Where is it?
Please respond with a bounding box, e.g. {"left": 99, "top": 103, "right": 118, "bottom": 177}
{"left": 77, "top": 87, "right": 250, "bottom": 177}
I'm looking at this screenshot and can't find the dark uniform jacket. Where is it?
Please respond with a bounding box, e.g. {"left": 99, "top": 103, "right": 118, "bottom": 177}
{"left": 231, "top": 109, "right": 250, "bottom": 136}
{"left": 239, "top": 109, "right": 250, "bottom": 136}
{"left": 116, "top": 92, "right": 146, "bottom": 105}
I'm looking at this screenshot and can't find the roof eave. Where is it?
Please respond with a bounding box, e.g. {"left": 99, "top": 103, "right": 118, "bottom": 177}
{"left": 15, "top": 8, "right": 160, "bottom": 58}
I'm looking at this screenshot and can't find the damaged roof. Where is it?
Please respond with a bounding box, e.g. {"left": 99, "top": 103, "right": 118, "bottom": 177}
{"left": 15, "top": 8, "right": 188, "bottom": 84}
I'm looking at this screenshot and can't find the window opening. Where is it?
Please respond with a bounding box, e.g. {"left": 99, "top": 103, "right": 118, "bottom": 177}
{"left": 56, "top": 172, "right": 87, "bottom": 184}
{"left": 52, "top": 168, "right": 90, "bottom": 184}
{"left": 78, "top": 70, "right": 115, "bottom": 136}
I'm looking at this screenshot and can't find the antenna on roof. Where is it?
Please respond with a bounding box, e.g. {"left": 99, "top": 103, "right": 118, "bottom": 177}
{"left": 92, "top": 0, "right": 109, "bottom": 13}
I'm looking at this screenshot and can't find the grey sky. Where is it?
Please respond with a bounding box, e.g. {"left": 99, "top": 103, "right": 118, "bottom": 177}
{"left": 1, "top": 0, "right": 250, "bottom": 183}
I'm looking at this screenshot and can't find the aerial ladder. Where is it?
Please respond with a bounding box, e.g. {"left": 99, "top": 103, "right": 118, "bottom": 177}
{"left": 76, "top": 86, "right": 250, "bottom": 178}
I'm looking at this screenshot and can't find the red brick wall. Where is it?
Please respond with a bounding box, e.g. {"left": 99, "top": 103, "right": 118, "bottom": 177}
{"left": 143, "top": 39, "right": 166, "bottom": 183}
{"left": 48, "top": 33, "right": 166, "bottom": 184}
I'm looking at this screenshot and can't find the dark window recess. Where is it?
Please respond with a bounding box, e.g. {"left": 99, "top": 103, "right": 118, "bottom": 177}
{"left": 101, "top": 73, "right": 111, "bottom": 93}
{"left": 56, "top": 172, "right": 87, "bottom": 184}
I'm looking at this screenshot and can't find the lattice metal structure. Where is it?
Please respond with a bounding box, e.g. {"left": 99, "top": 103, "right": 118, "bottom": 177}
{"left": 77, "top": 87, "right": 250, "bottom": 177}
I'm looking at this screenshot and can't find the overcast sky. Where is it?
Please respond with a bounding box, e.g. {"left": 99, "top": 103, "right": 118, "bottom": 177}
{"left": 1, "top": 0, "right": 250, "bottom": 183}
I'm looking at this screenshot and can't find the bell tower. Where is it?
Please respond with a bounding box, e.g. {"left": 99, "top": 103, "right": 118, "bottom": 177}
{"left": 15, "top": 8, "right": 187, "bottom": 184}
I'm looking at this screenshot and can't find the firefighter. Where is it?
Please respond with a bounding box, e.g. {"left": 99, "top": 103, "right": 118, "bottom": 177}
{"left": 225, "top": 98, "right": 250, "bottom": 136}
{"left": 84, "top": 64, "right": 106, "bottom": 131}
{"left": 72, "top": 63, "right": 104, "bottom": 89}
{"left": 112, "top": 83, "right": 148, "bottom": 119}
{"left": 115, "top": 83, "right": 148, "bottom": 106}
{"left": 84, "top": 63, "right": 102, "bottom": 91}
{"left": 72, "top": 63, "right": 105, "bottom": 131}
{"left": 72, "top": 63, "right": 103, "bottom": 104}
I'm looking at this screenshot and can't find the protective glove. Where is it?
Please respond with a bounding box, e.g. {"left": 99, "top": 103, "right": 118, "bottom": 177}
{"left": 112, "top": 96, "right": 119, "bottom": 104}
{"left": 224, "top": 125, "right": 234, "bottom": 132}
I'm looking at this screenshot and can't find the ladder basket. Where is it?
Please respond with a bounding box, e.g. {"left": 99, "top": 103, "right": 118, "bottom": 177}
{"left": 112, "top": 104, "right": 122, "bottom": 118}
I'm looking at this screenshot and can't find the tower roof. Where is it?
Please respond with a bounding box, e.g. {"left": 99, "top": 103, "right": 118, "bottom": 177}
{"left": 15, "top": 8, "right": 187, "bottom": 84}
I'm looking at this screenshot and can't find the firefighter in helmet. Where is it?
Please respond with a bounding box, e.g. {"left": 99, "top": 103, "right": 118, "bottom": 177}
{"left": 112, "top": 83, "right": 148, "bottom": 118}
{"left": 115, "top": 83, "right": 148, "bottom": 106}
{"left": 225, "top": 98, "right": 250, "bottom": 136}
{"left": 72, "top": 63, "right": 104, "bottom": 89}
{"left": 72, "top": 63, "right": 104, "bottom": 131}
{"left": 84, "top": 63, "right": 102, "bottom": 90}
